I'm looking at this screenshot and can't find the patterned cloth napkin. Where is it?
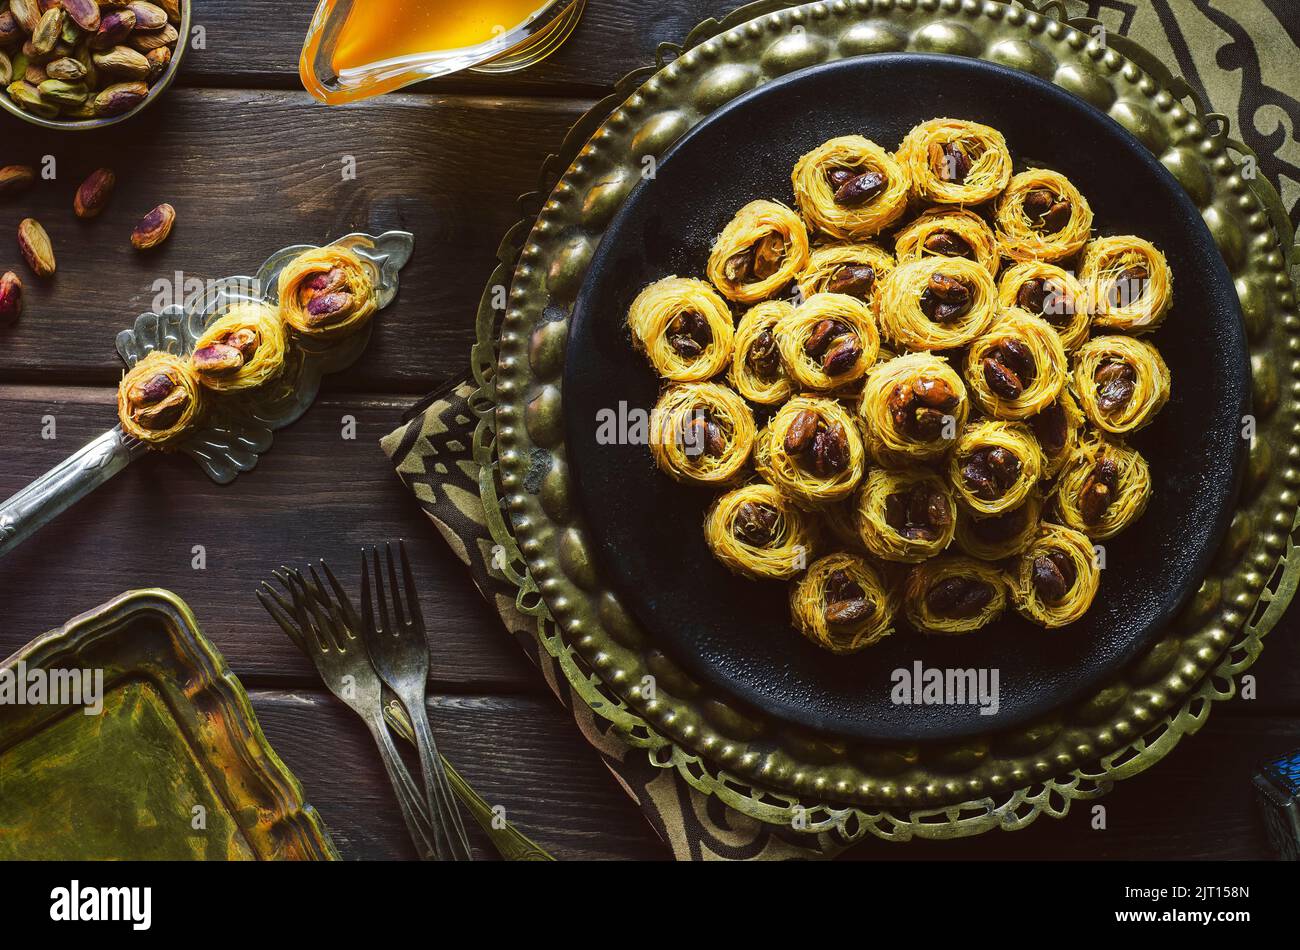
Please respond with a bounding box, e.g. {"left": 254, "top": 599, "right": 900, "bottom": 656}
{"left": 382, "top": 0, "right": 1300, "bottom": 860}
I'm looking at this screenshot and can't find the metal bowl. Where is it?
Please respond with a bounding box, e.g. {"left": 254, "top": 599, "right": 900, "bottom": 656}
{"left": 0, "top": 1, "right": 190, "bottom": 131}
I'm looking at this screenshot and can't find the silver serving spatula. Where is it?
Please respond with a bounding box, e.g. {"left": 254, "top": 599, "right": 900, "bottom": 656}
{"left": 0, "top": 230, "right": 415, "bottom": 560}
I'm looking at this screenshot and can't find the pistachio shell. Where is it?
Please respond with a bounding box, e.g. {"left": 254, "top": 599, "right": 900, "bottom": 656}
{"left": 0, "top": 271, "right": 22, "bottom": 323}
{"left": 0, "top": 50, "right": 12, "bottom": 86}
{"left": 73, "top": 166, "right": 114, "bottom": 218}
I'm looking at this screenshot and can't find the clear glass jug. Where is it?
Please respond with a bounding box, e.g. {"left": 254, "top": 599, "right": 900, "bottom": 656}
{"left": 300, "top": 0, "right": 587, "bottom": 105}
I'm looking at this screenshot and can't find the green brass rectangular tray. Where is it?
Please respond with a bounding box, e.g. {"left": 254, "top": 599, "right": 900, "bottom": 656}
{"left": 0, "top": 589, "right": 338, "bottom": 860}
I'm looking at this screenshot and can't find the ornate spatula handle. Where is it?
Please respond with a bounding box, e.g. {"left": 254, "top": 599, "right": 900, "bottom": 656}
{"left": 0, "top": 427, "right": 146, "bottom": 560}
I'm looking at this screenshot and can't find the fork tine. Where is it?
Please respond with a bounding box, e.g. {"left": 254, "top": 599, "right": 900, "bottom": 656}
{"left": 280, "top": 568, "right": 323, "bottom": 652}
{"left": 257, "top": 588, "right": 307, "bottom": 653}
{"left": 384, "top": 542, "right": 408, "bottom": 630}
{"left": 372, "top": 545, "right": 395, "bottom": 637}
{"left": 321, "top": 559, "right": 362, "bottom": 631}
{"left": 397, "top": 540, "right": 426, "bottom": 628}
{"left": 360, "top": 547, "right": 376, "bottom": 636}
{"left": 297, "top": 567, "right": 350, "bottom": 654}
{"left": 286, "top": 567, "right": 340, "bottom": 653}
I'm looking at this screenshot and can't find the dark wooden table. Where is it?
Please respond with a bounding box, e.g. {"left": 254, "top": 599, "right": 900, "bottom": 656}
{"left": 1, "top": 1, "right": 1296, "bottom": 860}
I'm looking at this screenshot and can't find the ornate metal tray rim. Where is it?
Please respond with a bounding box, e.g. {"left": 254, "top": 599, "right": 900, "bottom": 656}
{"left": 1, "top": 588, "right": 340, "bottom": 860}
{"left": 487, "top": 0, "right": 1300, "bottom": 844}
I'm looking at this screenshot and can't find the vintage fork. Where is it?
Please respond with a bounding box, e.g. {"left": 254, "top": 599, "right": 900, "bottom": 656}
{"left": 257, "top": 565, "right": 438, "bottom": 860}
{"left": 360, "top": 541, "right": 472, "bottom": 861}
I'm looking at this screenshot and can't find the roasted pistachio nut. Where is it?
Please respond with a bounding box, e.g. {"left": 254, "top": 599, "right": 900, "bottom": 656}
{"left": 0, "top": 11, "right": 24, "bottom": 46}
{"left": 117, "top": 350, "right": 203, "bottom": 447}
{"left": 129, "top": 21, "right": 174, "bottom": 52}
{"left": 92, "top": 78, "right": 145, "bottom": 115}
{"left": 130, "top": 202, "right": 174, "bottom": 250}
{"left": 0, "top": 163, "right": 34, "bottom": 198}
{"left": 31, "top": 7, "right": 63, "bottom": 55}
{"left": 157, "top": 0, "right": 181, "bottom": 24}
{"left": 22, "top": 60, "right": 43, "bottom": 83}
{"left": 0, "top": 270, "right": 21, "bottom": 323}
{"left": 91, "top": 8, "right": 135, "bottom": 49}
{"left": 7, "top": 79, "right": 57, "bottom": 117}
{"left": 73, "top": 167, "right": 115, "bottom": 218}
{"left": 93, "top": 43, "right": 147, "bottom": 79}
{"left": 60, "top": 0, "right": 98, "bottom": 32}
{"left": 143, "top": 43, "right": 167, "bottom": 78}
{"left": 37, "top": 76, "right": 87, "bottom": 105}
{"left": 127, "top": 2, "right": 167, "bottom": 30}
{"left": 0, "top": 49, "right": 11, "bottom": 86}
{"left": 45, "top": 54, "right": 86, "bottom": 80}
{"left": 17, "top": 217, "right": 54, "bottom": 277}
{"left": 9, "top": 0, "right": 40, "bottom": 34}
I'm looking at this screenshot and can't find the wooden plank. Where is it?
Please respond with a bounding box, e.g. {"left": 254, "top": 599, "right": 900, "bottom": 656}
{"left": 178, "top": 0, "right": 725, "bottom": 96}
{"left": 0, "top": 384, "right": 537, "bottom": 690}
{"left": 251, "top": 688, "right": 1298, "bottom": 861}
{"left": 0, "top": 88, "right": 589, "bottom": 392}
{"left": 248, "top": 689, "right": 665, "bottom": 861}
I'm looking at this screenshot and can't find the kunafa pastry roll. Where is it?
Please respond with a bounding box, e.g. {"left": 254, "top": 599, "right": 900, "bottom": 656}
{"left": 776, "top": 292, "right": 879, "bottom": 392}
{"left": 117, "top": 350, "right": 204, "bottom": 448}
{"left": 963, "top": 309, "right": 1068, "bottom": 420}
{"left": 1081, "top": 235, "right": 1173, "bottom": 333}
{"left": 1013, "top": 523, "right": 1100, "bottom": 628}
{"left": 994, "top": 169, "right": 1093, "bottom": 263}
{"left": 190, "top": 301, "right": 288, "bottom": 393}
{"left": 649, "top": 383, "right": 755, "bottom": 485}
{"left": 876, "top": 257, "right": 997, "bottom": 351}
{"left": 897, "top": 118, "right": 1013, "bottom": 205}
{"left": 729, "top": 300, "right": 795, "bottom": 405}
{"left": 1072, "top": 334, "right": 1171, "bottom": 434}
{"left": 706, "top": 199, "right": 810, "bottom": 304}
{"left": 705, "top": 482, "right": 817, "bottom": 581}
{"left": 790, "top": 552, "right": 897, "bottom": 653}
{"left": 904, "top": 556, "right": 1009, "bottom": 635}
{"left": 853, "top": 467, "right": 956, "bottom": 563}
{"left": 279, "top": 245, "right": 379, "bottom": 340}
{"left": 893, "top": 207, "right": 1000, "bottom": 276}
{"left": 628, "top": 276, "right": 735, "bottom": 382}
{"left": 1051, "top": 436, "right": 1152, "bottom": 540}
{"left": 791, "top": 136, "right": 911, "bottom": 240}
{"left": 755, "top": 396, "right": 865, "bottom": 506}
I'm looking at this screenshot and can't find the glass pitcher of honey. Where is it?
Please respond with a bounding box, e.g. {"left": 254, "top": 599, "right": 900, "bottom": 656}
{"left": 301, "top": 0, "right": 587, "bottom": 105}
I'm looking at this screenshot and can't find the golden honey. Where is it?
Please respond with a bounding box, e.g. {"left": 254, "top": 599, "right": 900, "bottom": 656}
{"left": 301, "top": 0, "right": 584, "bottom": 104}
{"left": 332, "top": 0, "right": 550, "bottom": 71}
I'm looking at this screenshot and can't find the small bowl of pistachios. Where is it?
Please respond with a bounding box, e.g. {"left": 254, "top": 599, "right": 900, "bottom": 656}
{"left": 0, "top": 0, "right": 188, "bottom": 130}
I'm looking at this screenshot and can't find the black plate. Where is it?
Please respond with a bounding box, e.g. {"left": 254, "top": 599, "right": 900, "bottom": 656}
{"left": 563, "top": 54, "right": 1249, "bottom": 743}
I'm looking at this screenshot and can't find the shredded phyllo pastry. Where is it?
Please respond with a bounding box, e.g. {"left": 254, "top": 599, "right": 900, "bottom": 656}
{"left": 755, "top": 396, "right": 865, "bottom": 506}
{"left": 963, "top": 308, "right": 1068, "bottom": 420}
{"left": 191, "top": 302, "right": 288, "bottom": 393}
{"left": 628, "top": 276, "right": 736, "bottom": 382}
{"left": 1013, "top": 523, "right": 1101, "bottom": 628}
{"left": 897, "top": 118, "right": 1013, "bottom": 205}
{"left": 796, "top": 241, "right": 895, "bottom": 302}
{"left": 622, "top": 117, "right": 1174, "bottom": 648}
{"left": 904, "top": 555, "right": 1009, "bottom": 635}
{"left": 117, "top": 350, "right": 204, "bottom": 448}
{"left": 854, "top": 467, "right": 955, "bottom": 563}
{"left": 729, "top": 300, "right": 795, "bottom": 404}
{"left": 994, "top": 168, "right": 1094, "bottom": 263}
{"left": 893, "top": 208, "right": 1000, "bottom": 276}
{"left": 776, "top": 292, "right": 879, "bottom": 391}
{"left": 948, "top": 420, "right": 1044, "bottom": 515}
{"left": 706, "top": 199, "right": 810, "bottom": 303}
{"left": 996, "top": 261, "right": 1090, "bottom": 352}
{"left": 860, "top": 352, "right": 969, "bottom": 467}
{"left": 705, "top": 482, "right": 817, "bottom": 581}
{"left": 877, "top": 257, "right": 997, "bottom": 351}
{"left": 955, "top": 491, "right": 1043, "bottom": 561}
{"left": 1081, "top": 235, "right": 1173, "bottom": 333}
{"left": 791, "top": 135, "right": 911, "bottom": 240}
{"left": 1051, "top": 436, "right": 1152, "bottom": 540}
{"left": 1072, "top": 334, "right": 1171, "bottom": 434}
{"left": 649, "top": 382, "right": 755, "bottom": 485}
{"left": 791, "top": 553, "right": 897, "bottom": 653}
{"left": 279, "top": 245, "right": 379, "bottom": 339}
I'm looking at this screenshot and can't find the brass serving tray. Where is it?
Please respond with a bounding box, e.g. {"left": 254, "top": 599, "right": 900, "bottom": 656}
{"left": 0, "top": 590, "right": 338, "bottom": 860}
{"left": 484, "top": 0, "right": 1300, "bottom": 844}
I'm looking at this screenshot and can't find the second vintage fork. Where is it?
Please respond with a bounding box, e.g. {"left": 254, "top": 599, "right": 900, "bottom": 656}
{"left": 258, "top": 566, "right": 438, "bottom": 860}
{"left": 360, "top": 542, "right": 472, "bottom": 861}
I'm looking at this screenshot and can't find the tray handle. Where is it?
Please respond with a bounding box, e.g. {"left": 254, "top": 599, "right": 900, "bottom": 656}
{"left": 0, "top": 427, "right": 145, "bottom": 560}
